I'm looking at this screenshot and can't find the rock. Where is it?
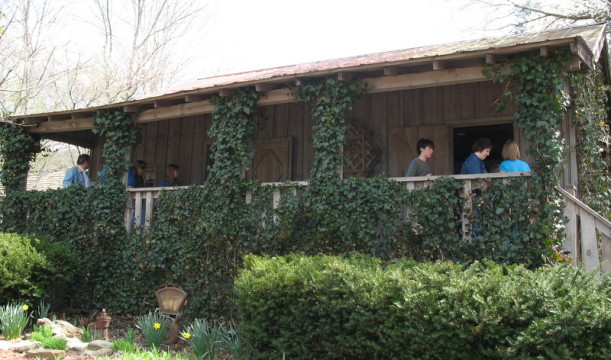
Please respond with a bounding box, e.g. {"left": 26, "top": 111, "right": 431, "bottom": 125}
{"left": 25, "top": 349, "right": 65, "bottom": 360}
{"left": 54, "top": 320, "right": 83, "bottom": 338}
{"left": 0, "top": 341, "right": 13, "bottom": 350}
{"left": 36, "top": 318, "right": 83, "bottom": 339}
{"left": 86, "top": 340, "right": 113, "bottom": 350}
{"left": 11, "top": 340, "right": 41, "bottom": 353}
{"left": 89, "top": 347, "right": 113, "bottom": 357}
{"left": 66, "top": 337, "right": 87, "bottom": 353}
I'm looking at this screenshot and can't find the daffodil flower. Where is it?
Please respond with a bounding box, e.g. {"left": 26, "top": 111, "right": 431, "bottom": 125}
{"left": 182, "top": 332, "right": 191, "bottom": 339}
{"left": 153, "top": 322, "right": 161, "bottom": 329}
{"left": 22, "top": 305, "right": 29, "bottom": 311}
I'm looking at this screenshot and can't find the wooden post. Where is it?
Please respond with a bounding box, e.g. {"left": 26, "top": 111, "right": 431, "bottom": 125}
{"left": 562, "top": 201, "right": 578, "bottom": 264}
{"left": 145, "top": 191, "right": 154, "bottom": 228}
{"left": 579, "top": 211, "right": 600, "bottom": 272}
{"left": 134, "top": 192, "right": 143, "bottom": 229}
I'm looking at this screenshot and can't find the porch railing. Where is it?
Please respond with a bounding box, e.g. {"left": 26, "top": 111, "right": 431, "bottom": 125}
{"left": 126, "top": 172, "right": 531, "bottom": 236}
{"left": 556, "top": 186, "right": 611, "bottom": 273}
{"left": 125, "top": 173, "right": 609, "bottom": 272}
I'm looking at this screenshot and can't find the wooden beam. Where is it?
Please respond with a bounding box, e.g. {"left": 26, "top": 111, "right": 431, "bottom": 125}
{"left": 384, "top": 67, "right": 400, "bottom": 76}
{"left": 338, "top": 72, "right": 355, "bottom": 81}
{"left": 485, "top": 54, "right": 497, "bottom": 65}
{"left": 154, "top": 99, "right": 183, "bottom": 108}
{"left": 184, "top": 94, "right": 205, "bottom": 103}
{"left": 570, "top": 55, "right": 582, "bottom": 71}
{"left": 540, "top": 46, "right": 549, "bottom": 56}
{"left": 71, "top": 112, "right": 93, "bottom": 119}
{"left": 570, "top": 39, "right": 594, "bottom": 70}
{"left": 432, "top": 61, "right": 447, "bottom": 70}
{"left": 48, "top": 114, "right": 71, "bottom": 121}
{"left": 28, "top": 65, "right": 504, "bottom": 131}
{"left": 219, "top": 89, "right": 232, "bottom": 97}
{"left": 29, "top": 118, "right": 94, "bottom": 133}
{"left": 123, "top": 105, "right": 141, "bottom": 113}
{"left": 255, "top": 83, "right": 277, "bottom": 92}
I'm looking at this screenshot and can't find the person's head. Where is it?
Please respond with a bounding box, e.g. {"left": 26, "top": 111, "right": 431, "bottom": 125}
{"left": 166, "top": 164, "right": 179, "bottom": 179}
{"left": 134, "top": 160, "right": 146, "bottom": 176}
{"left": 77, "top": 154, "right": 91, "bottom": 169}
{"left": 502, "top": 140, "right": 521, "bottom": 161}
{"left": 416, "top": 138, "right": 435, "bottom": 158}
{"left": 472, "top": 138, "right": 492, "bottom": 160}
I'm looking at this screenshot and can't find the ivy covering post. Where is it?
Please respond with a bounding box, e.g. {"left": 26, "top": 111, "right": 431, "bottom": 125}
{"left": 485, "top": 51, "right": 572, "bottom": 258}
{"left": 569, "top": 70, "right": 611, "bottom": 220}
{"left": 0, "top": 122, "right": 37, "bottom": 232}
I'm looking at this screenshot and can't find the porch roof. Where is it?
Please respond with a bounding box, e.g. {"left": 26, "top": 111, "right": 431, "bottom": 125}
{"left": 10, "top": 23, "right": 609, "bottom": 143}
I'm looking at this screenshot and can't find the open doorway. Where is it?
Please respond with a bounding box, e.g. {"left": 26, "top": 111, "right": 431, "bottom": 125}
{"left": 453, "top": 124, "right": 513, "bottom": 173}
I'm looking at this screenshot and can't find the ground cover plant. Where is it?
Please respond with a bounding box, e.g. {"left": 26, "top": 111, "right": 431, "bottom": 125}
{"left": 236, "top": 254, "right": 611, "bottom": 360}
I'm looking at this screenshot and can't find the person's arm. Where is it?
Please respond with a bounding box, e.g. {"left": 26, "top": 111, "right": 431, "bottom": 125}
{"left": 127, "top": 167, "right": 136, "bottom": 187}
{"left": 62, "top": 167, "right": 75, "bottom": 188}
{"left": 405, "top": 159, "right": 418, "bottom": 177}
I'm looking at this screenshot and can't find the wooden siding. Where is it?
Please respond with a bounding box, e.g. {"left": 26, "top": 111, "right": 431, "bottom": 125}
{"left": 123, "top": 80, "right": 522, "bottom": 184}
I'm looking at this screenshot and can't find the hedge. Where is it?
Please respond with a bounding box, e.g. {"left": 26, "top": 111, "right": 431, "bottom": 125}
{"left": 0, "top": 233, "right": 78, "bottom": 305}
{"left": 235, "top": 255, "right": 611, "bottom": 360}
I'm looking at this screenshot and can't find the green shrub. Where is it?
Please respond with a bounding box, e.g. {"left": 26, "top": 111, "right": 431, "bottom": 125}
{"left": 0, "top": 233, "right": 48, "bottom": 303}
{"left": 182, "top": 318, "right": 224, "bottom": 360}
{"left": 236, "top": 255, "right": 611, "bottom": 360}
{"left": 0, "top": 233, "right": 78, "bottom": 305}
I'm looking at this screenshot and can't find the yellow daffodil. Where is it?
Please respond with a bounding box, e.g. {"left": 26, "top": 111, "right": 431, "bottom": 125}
{"left": 22, "top": 305, "right": 29, "bottom": 311}
{"left": 153, "top": 322, "right": 161, "bottom": 329}
{"left": 182, "top": 332, "right": 191, "bottom": 339}
{"left": 600, "top": 121, "right": 606, "bottom": 126}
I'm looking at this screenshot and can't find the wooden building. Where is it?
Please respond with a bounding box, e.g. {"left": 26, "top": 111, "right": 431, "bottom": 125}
{"left": 14, "top": 24, "right": 607, "bottom": 188}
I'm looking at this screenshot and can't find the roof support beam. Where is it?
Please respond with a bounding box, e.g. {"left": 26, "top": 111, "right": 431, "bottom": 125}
{"left": 255, "top": 83, "right": 277, "bottom": 92}
{"left": 27, "top": 65, "right": 506, "bottom": 131}
{"left": 384, "top": 67, "right": 400, "bottom": 76}
{"left": 185, "top": 94, "right": 205, "bottom": 103}
{"left": 338, "top": 72, "right": 355, "bottom": 81}
{"left": 432, "top": 61, "right": 447, "bottom": 70}
{"left": 123, "top": 105, "right": 141, "bottom": 113}
{"left": 485, "top": 54, "right": 497, "bottom": 64}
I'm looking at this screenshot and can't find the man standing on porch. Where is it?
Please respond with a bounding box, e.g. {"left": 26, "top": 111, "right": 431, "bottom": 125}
{"left": 62, "top": 154, "right": 91, "bottom": 188}
{"left": 460, "top": 138, "right": 492, "bottom": 174}
{"left": 405, "top": 138, "right": 435, "bottom": 177}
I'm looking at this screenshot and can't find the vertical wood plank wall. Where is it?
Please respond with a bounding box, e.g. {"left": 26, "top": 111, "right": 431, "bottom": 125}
{"left": 128, "top": 80, "right": 521, "bottom": 184}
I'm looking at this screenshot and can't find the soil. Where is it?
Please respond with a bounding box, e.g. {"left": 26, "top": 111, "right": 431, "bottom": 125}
{"left": 0, "top": 315, "right": 192, "bottom": 360}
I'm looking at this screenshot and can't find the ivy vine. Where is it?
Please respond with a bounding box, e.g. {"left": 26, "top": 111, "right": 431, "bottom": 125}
{"left": 0, "top": 122, "right": 36, "bottom": 191}
{"left": 485, "top": 51, "right": 570, "bottom": 257}
{"left": 92, "top": 109, "right": 141, "bottom": 179}
{"left": 569, "top": 70, "right": 611, "bottom": 219}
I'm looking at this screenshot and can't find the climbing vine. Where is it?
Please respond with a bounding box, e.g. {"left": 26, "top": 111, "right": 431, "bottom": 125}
{"left": 0, "top": 122, "right": 36, "bottom": 191}
{"left": 485, "top": 51, "right": 571, "bottom": 257}
{"left": 92, "top": 109, "right": 140, "bottom": 179}
{"left": 569, "top": 70, "right": 611, "bottom": 219}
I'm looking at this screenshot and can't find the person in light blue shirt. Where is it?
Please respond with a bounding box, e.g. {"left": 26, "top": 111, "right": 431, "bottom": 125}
{"left": 62, "top": 154, "right": 91, "bottom": 188}
{"left": 499, "top": 140, "right": 531, "bottom": 172}
{"left": 460, "top": 138, "right": 492, "bottom": 174}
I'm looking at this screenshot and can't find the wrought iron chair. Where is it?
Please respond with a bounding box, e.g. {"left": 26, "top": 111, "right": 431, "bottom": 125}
{"left": 155, "top": 285, "right": 188, "bottom": 344}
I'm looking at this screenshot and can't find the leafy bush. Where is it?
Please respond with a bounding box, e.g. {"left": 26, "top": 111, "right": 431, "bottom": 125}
{"left": 0, "top": 303, "right": 30, "bottom": 340}
{"left": 0, "top": 233, "right": 78, "bottom": 305}
{"left": 236, "top": 255, "right": 611, "bottom": 360}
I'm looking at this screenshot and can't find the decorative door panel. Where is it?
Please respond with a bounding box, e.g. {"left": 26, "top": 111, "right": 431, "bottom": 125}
{"left": 248, "top": 137, "right": 292, "bottom": 182}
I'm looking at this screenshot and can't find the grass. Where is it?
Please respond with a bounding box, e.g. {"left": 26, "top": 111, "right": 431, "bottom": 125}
{"left": 31, "top": 325, "right": 67, "bottom": 350}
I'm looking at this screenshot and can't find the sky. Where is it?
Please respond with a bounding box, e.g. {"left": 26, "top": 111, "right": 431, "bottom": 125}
{"left": 183, "top": 0, "right": 513, "bottom": 79}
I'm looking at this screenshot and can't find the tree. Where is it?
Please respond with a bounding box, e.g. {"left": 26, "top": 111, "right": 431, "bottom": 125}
{"left": 0, "top": 0, "right": 207, "bottom": 117}
{"left": 476, "top": 0, "right": 610, "bottom": 32}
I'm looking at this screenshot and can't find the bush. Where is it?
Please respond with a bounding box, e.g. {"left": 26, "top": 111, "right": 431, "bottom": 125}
{"left": 235, "top": 255, "right": 611, "bottom": 360}
{"left": 0, "top": 233, "right": 78, "bottom": 305}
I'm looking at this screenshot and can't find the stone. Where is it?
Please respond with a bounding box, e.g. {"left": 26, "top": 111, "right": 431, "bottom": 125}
{"left": 11, "top": 340, "right": 41, "bottom": 353}
{"left": 54, "top": 320, "right": 83, "bottom": 338}
{"left": 86, "top": 340, "right": 113, "bottom": 350}
{"left": 25, "top": 349, "right": 65, "bottom": 360}
{"left": 0, "top": 341, "right": 13, "bottom": 350}
{"left": 66, "top": 337, "right": 87, "bottom": 353}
